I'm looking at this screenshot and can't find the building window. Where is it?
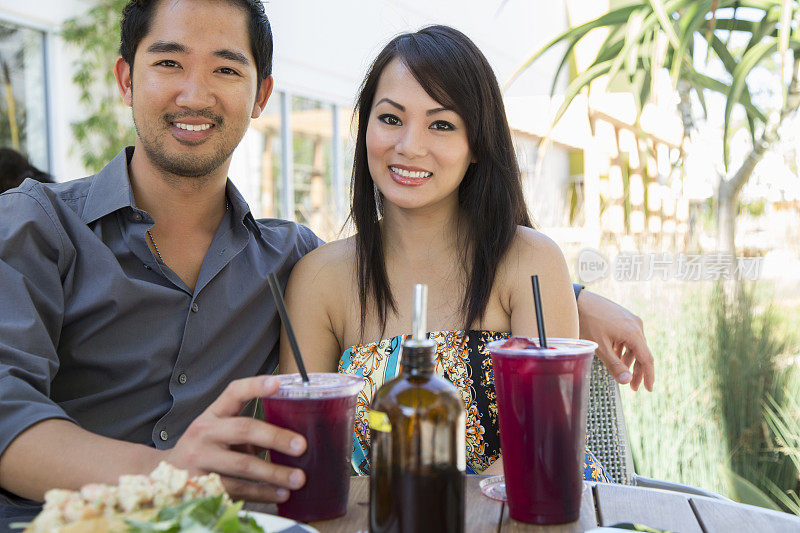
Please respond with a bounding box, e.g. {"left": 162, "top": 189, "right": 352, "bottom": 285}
{"left": 250, "top": 95, "right": 282, "bottom": 218}
{"left": 249, "top": 91, "right": 353, "bottom": 240}
{"left": 0, "top": 20, "right": 48, "bottom": 171}
{"left": 290, "top": 95, "right": 335, "bottom": 237}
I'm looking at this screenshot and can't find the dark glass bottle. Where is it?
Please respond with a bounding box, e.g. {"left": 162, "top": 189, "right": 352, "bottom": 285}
{"left": 369, "top": 285, "right": 465, "bottom": 533}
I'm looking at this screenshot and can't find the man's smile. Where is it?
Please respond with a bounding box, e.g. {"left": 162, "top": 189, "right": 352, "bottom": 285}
{"left": 161, "top": 114, "right": 222, "bottom": 145}
{"left": 173, "top": 122, "right": 213, "bottom": 131}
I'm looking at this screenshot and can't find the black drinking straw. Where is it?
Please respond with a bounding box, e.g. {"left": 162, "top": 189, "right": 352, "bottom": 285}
{"left": 267, "top": 272, "right": 310, "bottom": 383}
{"left": 530, "top": 275, "right": 548, "bottom": 348}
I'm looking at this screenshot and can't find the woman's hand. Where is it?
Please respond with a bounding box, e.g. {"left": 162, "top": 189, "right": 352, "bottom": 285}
{"left": 576, "top": 290, "right": 655, "bottom": 391}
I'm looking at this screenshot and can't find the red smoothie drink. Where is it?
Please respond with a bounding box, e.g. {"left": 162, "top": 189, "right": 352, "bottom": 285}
{"left": 262, "top": 373, "right": 363, "bottom": 523}
{"left": 488, "top": 337, "right": 596, "bottom": 525}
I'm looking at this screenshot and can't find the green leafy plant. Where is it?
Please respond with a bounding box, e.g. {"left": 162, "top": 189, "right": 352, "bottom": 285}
{"left": 721, "top": 466, "right": 783, "bottom": 511}
{"left": 127, "top": 495, "right": 264, "bottom": 532}
{"left": 0, "top": 24, "right": 25, "bottom": 150}
{"left": 61, "top": 0, "right": 135, "bottom": 173}
{"left": 621, "top": 282, "right": 730, "bottom": 495}
{"left": 708, "top": 282, "right": 799, "bottom": 510}
{"left": 512, "top": 0, "right": 800, "bottom": 253}
{"left": 618, "top": 278, "right": 800, "bottom": 510}
{"left": 762, "top": 392, "right": 800, "bottom": 514}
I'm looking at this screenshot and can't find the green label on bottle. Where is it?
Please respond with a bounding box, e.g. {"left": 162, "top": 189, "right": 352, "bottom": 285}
{"left": 368, "top": 409, "right": 391, "bottom": 433}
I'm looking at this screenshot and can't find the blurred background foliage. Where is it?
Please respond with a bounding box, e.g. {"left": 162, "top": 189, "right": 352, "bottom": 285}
{"left": 515, "top": 0, "right": 800, "bottom": 254}
{"left": 617, "top": 279, "right": 800, "bottom": 513}
{"left": 61, "top": 0, "right": 134, "bottom": 172}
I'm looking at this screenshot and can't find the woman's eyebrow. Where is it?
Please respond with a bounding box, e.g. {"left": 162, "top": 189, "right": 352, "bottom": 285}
{"left": 375, "top": 98, "right": 451, "bottom": 116}
{"left": 426, "top": 107, "right": 450, "bottom": 116}
{"left": 375, "top": 98, "right": 404, "bottom": 111}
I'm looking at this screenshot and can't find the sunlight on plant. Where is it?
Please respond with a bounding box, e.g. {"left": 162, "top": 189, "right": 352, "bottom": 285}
{"left": 763, "top": 392, "right": 800, "bottom": 514}
{"left": 612, "top": 278, "right": 800, "bottom": 512}
{"left": 61, "top": 0, "right": 135, "bottom": 172}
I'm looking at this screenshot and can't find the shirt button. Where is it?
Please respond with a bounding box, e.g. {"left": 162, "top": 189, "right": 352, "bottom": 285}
{"left": 159, "top": 430, "right": 168, "bottom": 441}
{"left": 178, "top": 373, "right": 188, "bottom": 384}
{"left": 191, "top": 302, "right": 199, "bottom": 313}
{"left": 133, "top": 212, "right": 142, "bottom": 222}
{"left": 144, "top": 264, "right": 152, "bottom": 270}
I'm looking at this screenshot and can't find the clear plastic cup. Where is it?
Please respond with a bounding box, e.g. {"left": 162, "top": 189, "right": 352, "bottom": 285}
{"left": 262, "top": 373, "right": 364, "bottom": 522}
{"left": 488, "top": 337, "right": 597, "bottom": 524}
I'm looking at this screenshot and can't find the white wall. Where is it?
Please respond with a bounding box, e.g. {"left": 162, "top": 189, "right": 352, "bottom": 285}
{"left": 0, "top": 0, "right": 86, "bottom": 23}
{"left": 267, "top": 0, "right": 570, "bottom": 106}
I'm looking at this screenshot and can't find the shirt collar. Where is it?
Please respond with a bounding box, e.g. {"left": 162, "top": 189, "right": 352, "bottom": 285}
{"left": 82, "top": 146, "right": 260, "bottom": 236}
{"left": 81, "top": 147, "right": 135, "bottom": 224}
{"left": 225, "top": 178, "right": 261, "bottom": 237}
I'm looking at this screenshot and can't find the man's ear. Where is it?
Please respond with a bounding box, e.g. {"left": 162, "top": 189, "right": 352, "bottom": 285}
{"left": 114, "top": 57, "right": 133, "bottom": 107}
{"left": 251, "top": 76, "right": 274, "bottom": 118}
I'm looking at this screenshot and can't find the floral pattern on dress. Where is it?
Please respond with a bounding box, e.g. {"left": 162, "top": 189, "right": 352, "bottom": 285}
{"left": 339, "top": 330, "right": 611, "bottom": 482}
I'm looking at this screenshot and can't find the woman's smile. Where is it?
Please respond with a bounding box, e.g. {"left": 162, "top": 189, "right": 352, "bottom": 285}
{"left": 389, "top": 164, "right": 433, "bottom": 186}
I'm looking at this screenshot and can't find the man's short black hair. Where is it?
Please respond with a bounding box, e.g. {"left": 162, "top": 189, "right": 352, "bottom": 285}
{"left": 120, "top": 0, "right": 273, "bottom": 81}
{"left": 0, "top": 147, "right": 53, "bottom": 193}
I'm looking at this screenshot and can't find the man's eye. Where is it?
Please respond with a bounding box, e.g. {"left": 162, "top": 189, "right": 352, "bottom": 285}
{"left": 430, "top": 121, "right": 455, "bottom": 131}
{"left": 217, "top": 67, "right": 240, "bottom": 76}
{"left": 155, "top": 59, "right": 179, "bottom": 68}
{"left": 377, "top": 114, "right": 401, "bottom": 126}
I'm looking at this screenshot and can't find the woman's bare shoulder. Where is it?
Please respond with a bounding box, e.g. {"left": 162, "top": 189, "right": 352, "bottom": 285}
{"left": 508, "top": 226, "right": 565, "bottom": 265}
{"left": 289, "top": 236, "right": 356, "bottom": 288}
{"left": 491, "top": 227, "right": 566, "bottom": 308}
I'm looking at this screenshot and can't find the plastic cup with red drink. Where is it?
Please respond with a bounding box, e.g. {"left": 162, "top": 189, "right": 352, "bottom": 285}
{"left": 487, "top": 336, "right": 597, "bottom": 525}
{"left": 262, "top": 373, "right": 363, "bottom": 522}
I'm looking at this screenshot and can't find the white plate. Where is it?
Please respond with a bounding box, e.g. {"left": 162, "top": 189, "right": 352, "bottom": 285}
{"left": 239, "top": 510, "right": 319, "bottom": 532}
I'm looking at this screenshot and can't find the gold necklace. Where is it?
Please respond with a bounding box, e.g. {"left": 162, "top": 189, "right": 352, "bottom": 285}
{"left": 147, "top": 199, "right": 229, "bottom": 264}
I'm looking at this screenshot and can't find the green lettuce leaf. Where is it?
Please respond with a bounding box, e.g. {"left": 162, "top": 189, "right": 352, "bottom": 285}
{"left": 126, "top": 495, "right": 264, "bottom": 533}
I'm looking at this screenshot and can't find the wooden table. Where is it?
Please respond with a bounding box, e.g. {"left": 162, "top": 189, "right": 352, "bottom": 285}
{"left": 245, "top": 476, "right": 800, "bottom": 532}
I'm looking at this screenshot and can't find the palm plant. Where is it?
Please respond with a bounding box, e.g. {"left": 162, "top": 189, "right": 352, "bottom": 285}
{"left": 512, "top": 0, "right": 800, "bottom": 253}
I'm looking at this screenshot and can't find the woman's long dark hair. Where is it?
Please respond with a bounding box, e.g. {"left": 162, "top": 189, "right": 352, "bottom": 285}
{"left": 351, "top": 25, "right": 532, "bottom": 338}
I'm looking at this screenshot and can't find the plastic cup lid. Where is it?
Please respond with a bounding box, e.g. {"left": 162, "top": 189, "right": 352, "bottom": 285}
{"left": 487, "top": 337, "right": 598, "bottom": 357}
{"left": 270, "top": 372, "right": 364, "bottom": 399}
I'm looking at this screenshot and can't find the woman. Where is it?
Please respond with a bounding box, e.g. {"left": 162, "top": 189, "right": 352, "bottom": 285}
{"left": 280, "top": 25, "right": 609, "bottom": 480}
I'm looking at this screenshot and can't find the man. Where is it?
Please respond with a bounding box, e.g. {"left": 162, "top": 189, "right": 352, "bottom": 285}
{"left": 0, "top": 0, "right": 653, "bottom": 526}
{"left": 0, "top": 0, "right": 314, "bottom": 525}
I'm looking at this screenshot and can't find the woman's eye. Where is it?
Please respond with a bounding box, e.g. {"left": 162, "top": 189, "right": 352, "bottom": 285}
{"left": 377, "top": 114, "right": 401, "bottom": 126}
{"left": 430, "top": 120, "right": 455, "bottom": 131}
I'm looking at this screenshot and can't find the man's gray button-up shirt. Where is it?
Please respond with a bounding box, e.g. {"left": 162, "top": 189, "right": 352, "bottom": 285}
{"left": 0, "top": 147, "right": 322, "bottom": 518}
